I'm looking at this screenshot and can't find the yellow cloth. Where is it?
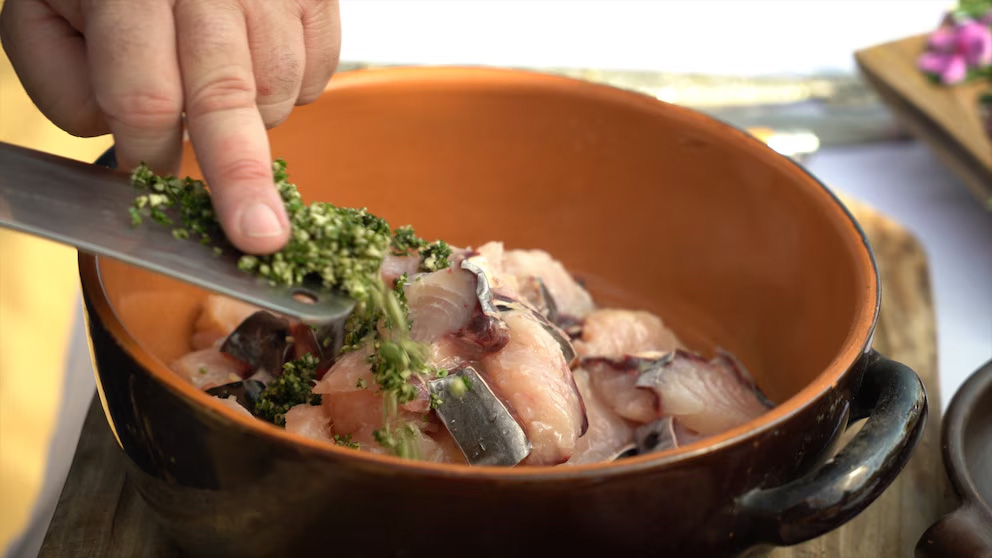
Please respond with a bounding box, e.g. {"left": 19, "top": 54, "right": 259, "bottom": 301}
{"left": 0, "top": 45, "right": 113, "bottom": 549}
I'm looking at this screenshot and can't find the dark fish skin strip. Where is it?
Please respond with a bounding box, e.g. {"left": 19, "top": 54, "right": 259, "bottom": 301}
{"left": 459, "top": 259, "right": 510, "bottom": 353}
{"left": 460, "top": 311, "right": 510, "bottom": 353}
{"left": 634, "top": 416, "right": 679, "bottom": 454}
{"left": 631, "top": 416, "right": 705, "bottom": 456}
{"left": 220, "top": 311, "right": 291, "bottom": 378}
{"left": 206, "top": 380, "right": 267, "bottom": 414}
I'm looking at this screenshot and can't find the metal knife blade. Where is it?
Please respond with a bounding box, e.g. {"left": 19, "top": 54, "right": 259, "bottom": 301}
{"left": 0, "top": 141, "right": 355, "bottom": 324}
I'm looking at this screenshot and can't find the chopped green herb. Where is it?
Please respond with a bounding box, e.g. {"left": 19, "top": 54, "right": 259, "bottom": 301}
{"left": 449, "top": 376, "right": 469, "bottom": 398}
{"left": 419, "top": 240, "right": 452, "bottom": 272}
{"left": 129, "top": 161, "right": 455, "bottom": 458}
{"left": 373, "top": 423, "right": 421, "bottom": 459}
{"left": 198, "top": 367, "right": 208, "bottom": 375}
{"left": 390, "top": 225, "right": 427, "bottom": 255}
{"left": 356, "top": 377, "right": 367, "bottom": 389}
{"left": 429, "top": 392, "right": 443, "bottom": 410}
{"left": 333, "top": 433, "right": 360, "bottom": 450}
{"left": 254, "top": 353, "right": 322, "bottom": 427}
{"left": 366, "top": 338, "right": 429, "bottom": 405}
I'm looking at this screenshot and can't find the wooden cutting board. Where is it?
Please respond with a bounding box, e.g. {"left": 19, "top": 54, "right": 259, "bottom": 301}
{"left": 762, "top": 194, "right": 953, "bottom": 558}
{"left": 855, "top": 35, "right": 992, "bottom": 211}
{"left": 37, "top": 197, "right": 950, "bottom": 558}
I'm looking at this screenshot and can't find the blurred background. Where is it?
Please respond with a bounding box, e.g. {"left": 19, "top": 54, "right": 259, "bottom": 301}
{"left": 2, "top": 0, "right": 990, "bottom": 555}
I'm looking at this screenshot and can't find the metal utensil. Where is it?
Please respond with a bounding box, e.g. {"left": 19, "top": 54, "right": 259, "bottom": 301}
{"left": 428, "top": 366, "right": 532, "bottom": 466}
{"left": 0, "top": 141, "right": 355, "bottom": 324}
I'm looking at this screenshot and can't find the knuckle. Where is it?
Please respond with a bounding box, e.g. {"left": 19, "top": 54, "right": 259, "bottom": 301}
{"left": 258, "top": 102, "right": 292, "bottom": 129}
{"left": 212, "top": 157, "right": 272, "bottom": 185}
{"left": 101, "top": 89, "right": 182, "bottom": 131}
{"left": 295, "top": 89, "right": 321, "bottom": 106}
{"left": 254, "top": 49, "right": 302, "bottom": 98}
{"left": 186, "top": 70, "right": 257, "bottom": 119}
{"left": 296, "top": 53, "right": 338, "bottom": 106}
{"left": 296, "top": 80, "right": 328, "bottom": 105}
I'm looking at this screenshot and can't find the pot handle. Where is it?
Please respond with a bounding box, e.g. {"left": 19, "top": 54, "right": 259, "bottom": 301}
{"left": 916, "top": 506, "right": 992, "bottom": 557}
{"left": 738, "top": 350, "right": 927, "bottom": 545}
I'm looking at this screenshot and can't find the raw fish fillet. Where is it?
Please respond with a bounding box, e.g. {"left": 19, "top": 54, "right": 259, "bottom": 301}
{"left": 583, "top": 357, "right": 659, "bottom": 424}
{"left": 191, "top": 294, "right": 262, "bottom": 350}
{"left": 636, "top": 350, "right": 772, "bottom": 435}
{"left": 380, "top": 254, "right": 419, "bottom": 285}
{"left": 502, "top": 249, "right": 595, "bottom": 320}
{"left": 406, "top": 265, "right": 478, "bottom": 344}
{"left": 575, "top": 309, "right": 683, "bottom": 359}
{"left": 480, "top": 307, "right": 587, "bottom": 465}
{"left": 566, "top": 369, "right": 635, "bottom": 465}
{"left": 285, "top": 404, "right": 335, "bottom": 443}
{"left": 170, "top": 347, "right": 251, "bottom": 390}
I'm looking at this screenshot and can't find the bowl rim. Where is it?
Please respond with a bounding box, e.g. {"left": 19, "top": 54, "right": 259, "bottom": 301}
{"left": 941, "top": 359, "right": 992, "bottom": 518}
{"left": 78, "top": 65, "right": 881, "bottom": 480}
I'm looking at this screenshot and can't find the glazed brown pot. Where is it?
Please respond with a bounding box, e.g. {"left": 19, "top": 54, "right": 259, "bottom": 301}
{"left": 79, "top": 67, "right": 927, "bottom": 558}
{"left": 916, "top": 359, "right": 992, "bottom": 557}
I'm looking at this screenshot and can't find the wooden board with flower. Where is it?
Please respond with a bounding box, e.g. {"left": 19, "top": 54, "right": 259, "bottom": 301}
{"left": 855, "top": 0, "right": 992, "bottom": 210}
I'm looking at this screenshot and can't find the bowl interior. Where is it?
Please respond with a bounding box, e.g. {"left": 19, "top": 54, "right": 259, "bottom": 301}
{"left": 93, "top": 67, "right": 876, "bottom": 443}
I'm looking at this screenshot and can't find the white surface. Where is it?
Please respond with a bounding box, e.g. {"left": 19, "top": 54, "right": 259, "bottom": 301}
{"left": 5, "top": 305, "right": 96, "bottom": 558}
{"left": 339, "top": 0, "right": 953, "bottom": 75}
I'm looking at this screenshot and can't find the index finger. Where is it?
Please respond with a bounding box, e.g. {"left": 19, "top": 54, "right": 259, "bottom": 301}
{"left": 175, "top": 0, "right": 289, "bottom": 255}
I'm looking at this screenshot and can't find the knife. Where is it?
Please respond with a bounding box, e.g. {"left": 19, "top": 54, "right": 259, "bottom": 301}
{"left": 0, "top": 141, "right": 356, "bottom": 325}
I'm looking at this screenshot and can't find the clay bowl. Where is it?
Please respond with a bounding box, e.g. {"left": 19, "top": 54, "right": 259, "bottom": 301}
{"left": 916, "top": 359, "right": 992, "bottom": 557}
{"left": 79, "top": 67, "right": 927, "bottom": 558}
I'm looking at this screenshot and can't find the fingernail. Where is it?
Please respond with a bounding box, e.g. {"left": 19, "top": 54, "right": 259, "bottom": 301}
{"left": 240, "top": 202, "right": 285, "bottom": 238}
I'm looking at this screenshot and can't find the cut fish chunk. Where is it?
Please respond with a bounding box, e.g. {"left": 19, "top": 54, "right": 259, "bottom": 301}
{"left": 566, "top": 369, "right": 635, "bottom": 465}
{"left": 191, "top": 294, "right": 263, "bottom": 351}
{"left": 503, "top": 249, "right": 595, "bottom": 320}
{"left": 575, "top": 309, "right": 683, "bottom": 359}
{"left": 406, "top": 266, "right": 478, "bottom": 344}
{"left": 636, "top": 350, "right": 772, "bottom": 435}
{"left": 285, "top": 404, "right": 335, "bottom": 443}
{"left": 480, "top": 307, "right": 587, "bottom": 465}
{"left": 312, "top": 348, "right": 374, "bottom": 395}
{"left": 583, "top": 357, "right": 659, "bottom": 424}
{"left": 170, "top": 347, "right": 251, "bottom": 390}
{"left": 381, "top": 254, "right": 420, "bottom": 285}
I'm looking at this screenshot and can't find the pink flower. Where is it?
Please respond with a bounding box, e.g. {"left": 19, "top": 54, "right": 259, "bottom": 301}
{"left": 918, "top": 19, "right": 992, "bottom": 85}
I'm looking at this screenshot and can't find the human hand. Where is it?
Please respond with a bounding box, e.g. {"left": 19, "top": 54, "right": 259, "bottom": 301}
{"left": 1, "top": 0, "right": 341, "bottom": 254}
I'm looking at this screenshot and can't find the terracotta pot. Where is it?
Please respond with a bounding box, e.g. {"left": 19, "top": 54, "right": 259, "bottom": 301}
{"left": 916, "top": 359, "right": 992, "bottom": 557}
{"left": 79, "top": 67, "right": 927, "bottom": 558}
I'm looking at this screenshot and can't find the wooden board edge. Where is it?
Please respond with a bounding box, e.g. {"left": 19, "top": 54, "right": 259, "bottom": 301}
{"left": 855, "top": 58, "right": 992, "bottom": 210}
{"left": 854, "top": 35, "right": 991, "bottom": 167}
